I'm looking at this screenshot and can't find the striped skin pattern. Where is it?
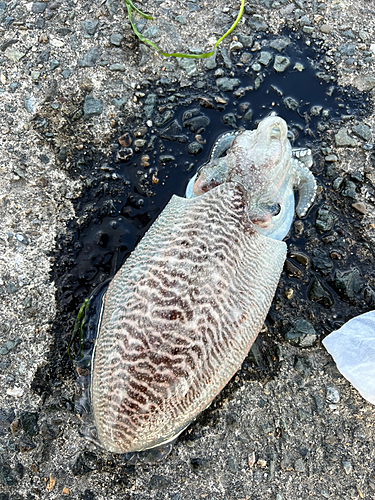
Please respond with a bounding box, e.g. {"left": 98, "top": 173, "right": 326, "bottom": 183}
{"left": 92, "top": 182, "right": 286, "bottom": 453}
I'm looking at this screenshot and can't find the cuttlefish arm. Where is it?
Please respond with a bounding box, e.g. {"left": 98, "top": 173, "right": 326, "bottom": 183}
{"left": 210, "top": 131, "right": 240, "bottom": 160}
{"left": 291, "top": 148, "right": 317, "bottom": 217}
{"left": 91, "top": 182, "right": 286, "bottom": 454}
{"left": 185, "top": 131, "right": 240, "bottom": 199}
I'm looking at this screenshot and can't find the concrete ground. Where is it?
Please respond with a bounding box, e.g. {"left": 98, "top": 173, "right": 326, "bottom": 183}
{"left": 0, "top": 0, "right": 374, "bottom": 499}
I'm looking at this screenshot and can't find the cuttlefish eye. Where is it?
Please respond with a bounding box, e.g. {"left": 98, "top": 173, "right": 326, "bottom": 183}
{"left": 270, "top": 126, "right": 282, "bottom": 140}
{"left": 270, "top": 203, "right": 281, "bottom": 216}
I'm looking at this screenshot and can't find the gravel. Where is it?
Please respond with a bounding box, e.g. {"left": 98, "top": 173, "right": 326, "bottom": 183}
{"left": 1, "top": 0, "right": 375, "bottom": 498}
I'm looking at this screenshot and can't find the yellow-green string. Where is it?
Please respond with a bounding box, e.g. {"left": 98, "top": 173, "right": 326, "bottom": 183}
{"left": 124, "top": 0, "right": 245, "bottom": 59}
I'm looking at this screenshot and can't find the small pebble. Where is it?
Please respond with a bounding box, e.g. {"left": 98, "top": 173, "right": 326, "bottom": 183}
{"left": 321, "top": 24, "right": 333, "bottom": 34}
{"left": 258, "top": 51, "right": 272, "bottom": 66}
{"left": 351, "top": 202, "right": 366, "bottom": 215}
{"left": 284, "top": 288, "right": 293, "bottom": 299}
{"left": 342, "top": 461, "right": 352, "bottom": 474}
{"left": 293, "top": 62, "right": 304, "bottom": 71}
{"left": 335, "top": 128, "right": 357, "bottom": 147}
{"left": 229, "top": 41, "right": 243, "bottom": 52}
{"left": 294, "top": 458, "right": 306, "bottom": 473}
{"left": 109, "top": 64, "right": 125, "bottom": 72}
{"left": 7, "top": 387, "right": 24, "bottom": 397}
{"left": 325, "top": 154, "right": 338, "bottom": 162}
{"left": 326, "top": 385, "right": 340, "bottom": 403}
{"left": 134, "top": 139, "right": 146, "bottom": 148}
{"left": 248, "top": 451, "right": 256, "bottom": 468}
{"left": 110, "top": 33, "right": 123, "bottom": 46}
{"left": 289, "top": 251, "right": 309, "bottom": 266}
{"left": 274, "top": 55, "right": 290, "bottom": 72}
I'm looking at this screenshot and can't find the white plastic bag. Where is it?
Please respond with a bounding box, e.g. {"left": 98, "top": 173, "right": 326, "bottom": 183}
{"left": 322, "top": 310, "right": 375, "bottom": 405}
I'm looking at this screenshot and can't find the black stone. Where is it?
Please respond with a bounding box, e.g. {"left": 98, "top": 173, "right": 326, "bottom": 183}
{"left": 315, "top": 205, "right": 335, "bottom": 232}
{"left": 82, "top": 19, "right": 99, "bottom": 35}
{"left": 144, "top": 93, "right": 157, "bottom": 118}
{"left": 35, "top": 17, "right": 44, "bottom": 28}
{"left": 149, "top": 474, "right": 170, "bottom": 489}
{"left": 77, "top": 490, "right": 95, "bottom": 500}
{"left": 190, "top": 457, "right": 211, "bottom": 470}
{"left": 285, "top": 319, "right": 317, "bottom": 347}
{"left": 57, "top": 147, "right": 69, "bottom": 161}
{"left": 14, "top": 463, "right": 24, "bottom": 479}
{"left": 364, "top": 287, "right": 375, "bottom": 306}
{"left": 0, "top": 39, "right": 18, "bottom": 51}
{"left": 78, "top": 47, "right": 100, "bottom": 68}
{"left": 71, "top": 453, "right": 93, "bottom": 476}
{"left": 248, "top": 14, "right": 267, "bottom": 31}
{"left": 19, "top": 411, "right": 39, "bottom": 437}
{"left": 308, "top": 277, "right": 334, "bottom": 308}
{"left": 36, "top": 49, "right": 50, "bottom": 64}
{"left": 332, "top": 268, "right": 363, "bottom": 299}
{"left": 187, "top": 141, "right": 203, "bottom": 156}
{"left": 311, "top": 249, "right": 333, "bottom": 276}
{"left": 294, "top": 356, "right": 311, "bottom": 377}
{"left": 270, "top": 36, "right": 291, "bottom": 51}
{"left": 32, "top": 2, "right": 47, "bottom": 13}
{"left": 183, "top": 116, "right": 209, "bottom": 133}
{"left": 283, "top": 96, "right": 299, "bottom": 110}
{"left": 216, "top": 77, "right": 240, "bottom": 92}
{"left": 341, "top": 178, "right": 357, "bottom": 198}
{"left": 0, "top": 464, "right": 18, "bottom": 487}
{"left": 9, "top": 82, "right": 19, "bottom": 93}
{"left": 18, "top": 438, "right": 36, "bottom": 452}
{"left": 5, "top": 104, "right": 16, "bottom": 113}
{"left": 10, "top": 494, "right": 24, "bottom": 500}
{"left": 83, "top": 95, "right": 103, "bottom": 117}
{"left": 223, "top": 113, "right": 237, "bottom": 127}
{"left": 154, "top": 110, "right": 174, "bottom": 127}
{"left": 39, "top": 422, "right": 58, "bottom": 441}
{"left": 228, "top": 456, "right": 238, "bottom": 472}
{"left": 56, "top": 27, "right": 71, "bottom": 36}
{"left": 39, "top": 154, "right": 50, "bottom": 164}
{"left": 160, "top": 120, "right": 187, "bottom": 142}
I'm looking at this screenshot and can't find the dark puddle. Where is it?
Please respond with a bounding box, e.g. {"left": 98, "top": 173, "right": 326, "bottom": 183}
{"left": 33, "top": 31, "right": 374, "bottom": 452}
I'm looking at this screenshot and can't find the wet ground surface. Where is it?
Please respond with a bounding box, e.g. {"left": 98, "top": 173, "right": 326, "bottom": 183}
{"left": 40, "top": 30, "right": 375, "bottom": 457}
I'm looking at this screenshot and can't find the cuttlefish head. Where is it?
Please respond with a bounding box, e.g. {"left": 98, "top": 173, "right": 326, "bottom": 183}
{"left": 193, "top": 116, "right": 292, "bottom": 196}
{"left": 191, "top": 116, "right": 295, "bottom": 240}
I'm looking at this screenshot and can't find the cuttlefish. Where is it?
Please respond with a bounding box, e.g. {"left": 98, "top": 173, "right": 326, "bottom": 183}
{"left": 91, "top": 115, "right": 317, "bottom": 453}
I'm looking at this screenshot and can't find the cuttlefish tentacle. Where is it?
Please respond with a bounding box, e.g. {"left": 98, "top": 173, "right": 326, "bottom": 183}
{"left": 210, "top": 131, "right": 240, "bottom": 160}
{"left": 185, "top": 131, "right": 240, "bottom": 199}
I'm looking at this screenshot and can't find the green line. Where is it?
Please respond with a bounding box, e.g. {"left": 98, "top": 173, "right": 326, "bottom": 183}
{"left": 67, "top": 298, "right": 89, "bottom": 361}
{"left": 125, "top": 0, "right": 245, "bottom": 59}
{"left": 126, "top": 0, "right": 153, "bottom": 19}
